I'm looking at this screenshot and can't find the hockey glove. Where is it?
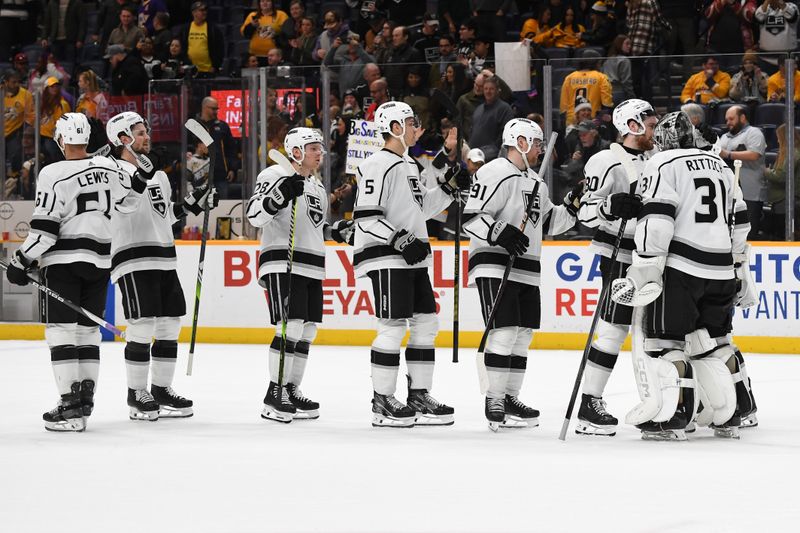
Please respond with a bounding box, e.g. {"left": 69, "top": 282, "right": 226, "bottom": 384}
{"left": 263, "top": 174, "right": 305, "bottom": 215}
{"left": 487, "top": 220, "right": 529, "bottom": 256}
{"left": 610, "top": 252, "right": 665, "bottom": 307}
{"left": 330, "top": 219, "right": 355, "bottom": 245}
{"left": 600, "top": 192, "right": 642, "bottom": 221}
{"left": 390, "top": 229, "right": 430, "bottom": 265}
{"left": 440, "top": 165, "right": 471, "bottom": 195}
{"left": 6, "top": 250, "right": 36, "bottom": 286}
{"left": 734, "top": 244, "right": 757, "bottom": 308}
{"left": 129, "top": 152, "right": 159, "bottom": 193}
{"left": 563, "top": 180, "right": 586, "bottom": 217}
{"left": 182, "top": 184, "right": 219, "bottom": 216}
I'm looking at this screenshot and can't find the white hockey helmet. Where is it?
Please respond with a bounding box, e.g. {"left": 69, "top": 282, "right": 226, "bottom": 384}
{"left": 653, "top": 111, "right": 696, "bottom": 151}
{"left": 106, "top": 111, "right": 148, "bottom": 147}
{"left": 284, "top": 127, "right": 325, "bottom": 164}
{"left": 374, "top": 101, "right": 418, "bottom": 136}
{"left": 54, "top": 113, "right": 91, "bottom": 153}
{"left": 502, "top": 118, "right": 543, "bottom": 154}
{"left": 613, "top": 99, "right": 657, "bottom": 137}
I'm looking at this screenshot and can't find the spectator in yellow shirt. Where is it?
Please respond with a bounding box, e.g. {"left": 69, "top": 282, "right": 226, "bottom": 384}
{"left": 241, "top": 0, "right": 289, "bottom": 62}
{"left": 39, "top": 77, "right": 71, "bottom": 165}
{"left": 560, "top": 50, "right": 613, "bottom": 124}
{"left": 520, "top": 6, "right": 552, "bottom": 40}
{"left": 3, "top": 70, "right": 34, "bottom": 181}
{"left": 535, "top": 7, "right": 586, "bottom": 48}
{"left": 75, "top": 70, "right": 108, "bottom": 120}
{"left": 681, "top": 55, "right": 732, "bottom": 104}
{"left": 767, "top": 56, "right": 800, "bottom": 103}
{"left": 179, "top": 2, "right": 225, "bottom": 76}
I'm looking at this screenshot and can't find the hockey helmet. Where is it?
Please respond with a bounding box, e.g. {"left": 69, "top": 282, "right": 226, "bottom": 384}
{"left": 501, "top": 118, "right": 543, "bottom": 154}
{"left": 284, "top": 127, "right": 325, "bottom": 164}
{"left": 54, "top": 113, "right": 91, "bottom": 153}
{"left": 612, "top": 99, "right": 656, "bottom": 137}
{"left": 653, "top": 111, "right": 696, "bottom": 151}
{"left": 374, "top": 101, "right": 419, "bottom": 136}
{"left": 106, "top": 111, "right": 149, "bottom": 147}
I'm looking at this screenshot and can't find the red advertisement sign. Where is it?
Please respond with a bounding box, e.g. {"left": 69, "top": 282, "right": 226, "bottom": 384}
{"left": 100, "top": 94, "right": 180, "bottom": 142}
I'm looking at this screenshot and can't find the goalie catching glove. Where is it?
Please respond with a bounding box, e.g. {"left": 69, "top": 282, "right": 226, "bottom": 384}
{"left": 5, "top": 250, "right": 37, "bottom": 286}
{"left": 178, "top": 183, "right": 219, "bottom": 217}
{"left": 390, "top": 229, "right": 430, "bottom": 265}
{"left": 610, "top": 252, "right": 665, "bottom": 307}
{"left": 263, "top": 174, "right": 305, "bottom": 215}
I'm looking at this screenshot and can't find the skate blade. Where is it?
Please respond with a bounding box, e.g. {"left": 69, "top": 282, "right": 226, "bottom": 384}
{"left": 713, "top": 426, "right": 741, "bottom": 439}
{"left": 413, "top": 412, "right": 454, "bottom": 426}
{"left": 129, "top": 408, "right": 159, "bottom": 421}
{"left": 739, "top": 414, "right": 758, "bottom": 428}
{"left": 371, "top": 413, "right": 415, "bottom": 428}
{"left": 261, "top": 406, "right": 293, "bottom": 423}
{"left": 45, "top": 418, "right": 86, "bottom": 432}
{"left": 501, "top": 416, "right": 538, "bottom": 429}
{"left": 575, "top": 421, "right": 616, "bottom": 436}
{"left": 292, "top": 409, "right": 320, "bottom": 420}
{"left": 488, "top": 421, "right": 501, "bottom": 432}
{"left": 641, "top": 429, "right": 687, "bottom": 441}
{"left": 158, "top": 406, "right": 194, "bottom": 418}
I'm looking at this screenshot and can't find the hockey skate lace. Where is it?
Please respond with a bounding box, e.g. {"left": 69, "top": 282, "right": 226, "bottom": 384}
{"left": 591, "top": 397, "right": 610, "bottom": 416}
{"left": 290, "top": 386, "right": 308, "bottom": 402}
{"left": 423, "top": 392, "right": 444, "bottom": 408}
{"left": 135, "top": 390, "right": 156, "bottom": 403}
{"left": 488, "top": 397, "right": 504, "bottom": 411}
{"left": 164, "top": 387, "right": 186, "bottom": 400}
{"left": 280, "top": 387, "right": 292, "bottom": 404}
{"left": 507, "top": 395, "right": 526, "bottom": 409}
{"left": 386, "top": 395, "right": 406, "bottom": 410}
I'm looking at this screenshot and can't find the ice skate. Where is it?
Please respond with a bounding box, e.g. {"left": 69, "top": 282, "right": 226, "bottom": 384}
{"left": 372, "top": 392, "right": 415, "bottom": 428}
{"left": 43, "top": 383, "right": 85, "bottom": 432}
{"left": 637, "top": 412, "right": 688, "bottom": 441}
{"left": 712, "top": 416, "right": 741, "bottom": 439}
{"left": 261, "top": 381, "right": 295, "bottom": 423}
{"left": 740, "top": 412, "right": 758, "bottom": 428}
{"left": 485, "top": 396, "right": 505, "bottom": 432}
{"left": 286, "top": 382, "right": 319, "bottom": 420}
{"left": 502, "top": 395, "right": 539, "bottom": 428}
{"left": 151, "top": 385, "right": 194, "bottom": 418}
{"left": 406, "top": 378, "right": 454, "bottom": 426}
{"left": 128, "top": 388, "right": 160, "bottom": 421}
{"left": 80, "top": 379, "right": 95, "bottom": 417}
{"left": 575, "top": 394, "right": 617, "bottom": 436}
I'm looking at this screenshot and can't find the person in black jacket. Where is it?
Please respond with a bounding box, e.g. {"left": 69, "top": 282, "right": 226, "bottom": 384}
{"left": 579, "top": 2, "right": 615, "bottom": 49}
{"left": 190, "top": 96, "right": 240, "bottom": 198}
{"left": 178, "top": 1, "right": 224, "bottom": 77}
{"left": 107, "top": 44, "right": 148, "bottom": 96}
{"left": 41, "top": 0, "right": 86, "bottom": 62}
{"left": 384, "top": 25, "right": 425, "bottom": 97}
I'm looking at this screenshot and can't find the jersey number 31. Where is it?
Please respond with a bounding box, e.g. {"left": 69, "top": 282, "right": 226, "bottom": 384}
{"left": 694, "top": 177, "right": 727, "bottom": 224}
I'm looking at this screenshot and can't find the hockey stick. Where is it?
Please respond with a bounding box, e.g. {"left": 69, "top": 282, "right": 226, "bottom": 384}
{"left": 476, "top": 132, "right": 558, "bottom": 355}
{"left": 268, "top": 148, "right": 299, "bottom": 387}
{"left": 185, "top": 118, "right": 216, "bottom": 376}
{"left": 557, "top": 142, "right": 637, "bottom": 441}
{"left": 0, "top": 261, "right": 125, "bottom": 338}
{"left": 730, "top": 160, "right": 742, "bottom": 236}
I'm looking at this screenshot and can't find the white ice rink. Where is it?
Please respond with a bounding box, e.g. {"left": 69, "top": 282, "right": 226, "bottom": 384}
{"left": 0, "top": 340, "right": 798, "bottom": 533}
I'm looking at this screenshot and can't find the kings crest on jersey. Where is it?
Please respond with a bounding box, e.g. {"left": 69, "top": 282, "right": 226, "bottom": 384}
{"left": 246, "top": 165, "right": 329, "bottom": 280}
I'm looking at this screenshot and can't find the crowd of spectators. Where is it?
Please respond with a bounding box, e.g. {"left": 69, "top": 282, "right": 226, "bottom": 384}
{"left": 1, "top": 0, "right": 799, "bottom": 238}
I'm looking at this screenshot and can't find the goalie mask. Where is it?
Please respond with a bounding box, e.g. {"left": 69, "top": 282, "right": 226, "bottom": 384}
{"left": 653, "top": 111, "right": 696, "bottom": 151}
{"left": 613, "top": 99, "right": 656, "bottom": 137}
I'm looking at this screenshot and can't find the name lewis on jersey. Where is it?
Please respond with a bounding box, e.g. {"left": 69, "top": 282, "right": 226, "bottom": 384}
{"left": 305, "top": 192, "right": 324, "bottom": 227}
{"left": 407, "top": 175, "right": 424, "bottom": 209}
{"left": 148, "top": 185, "right": 167, "bottom": 218}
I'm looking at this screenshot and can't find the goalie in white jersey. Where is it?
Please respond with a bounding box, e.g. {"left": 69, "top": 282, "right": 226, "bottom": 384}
{"left": 464, "top": 118, "right": 579, "bottom": 429}
{"left": 246, "top": 127, "right": 353, "bottom": 423}
{"left": 353, "top": 101, "right": 469, "bottom": 428}
{"left": 574, "top": 98, "right": 658, "bottom": 436}
{"left": 611, "top": 111, "right": 750, "bottom": 441}
{"left": 5, "top": 113, "right": 144, "bottom": 432}
{"left": 107, "top": 112, "right": 218, "bottom": 421}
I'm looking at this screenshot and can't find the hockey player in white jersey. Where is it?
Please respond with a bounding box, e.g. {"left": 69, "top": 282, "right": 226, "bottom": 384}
{"left": 5, "top": 113, "right": 144, "bottom": 431}
{"left": 107, "top": 111, "right": 218, "bottom": 421}
{"left": 575, "top": 99, "right": 659, "bottom": 436}
{"left": 611, "top": 111, "right": 750, "bottom": 441}
{"left": 464, "top": 118, "right": 579, "bottom": 429}
{"left": 246, "top": 127, "right": 354, "bottom": 423}
{"left": 353, "top": 101, "right": 468, "bottom": 427}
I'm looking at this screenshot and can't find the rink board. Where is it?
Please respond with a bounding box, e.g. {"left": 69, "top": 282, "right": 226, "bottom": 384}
{"left": 1, "top": 242, "right": 798, "bottom": 353}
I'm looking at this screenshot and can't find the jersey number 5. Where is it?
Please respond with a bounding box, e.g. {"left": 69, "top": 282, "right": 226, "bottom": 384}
{"left": 76, "top": 190, "right": 113, "bottom": 220}
{"left": 694, "top": 177, "right": 727, "bottom": 224}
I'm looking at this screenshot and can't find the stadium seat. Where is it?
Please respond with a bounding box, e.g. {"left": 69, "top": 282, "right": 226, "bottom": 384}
{"left": 754, "top": 103, "right": 786, "bottom": 126}
{"left": 761, "top": 125, "right": 778, "bottom": 151}
{"left": 22, "top": 44, "right": 42, "bottom": 66}
{"left": 552, "top": 67, "right": 573, "bottom": 87}
{"left": 765, "top": 151, "right": 777, "bottom": 168}
{"left": 582, "top": 46, "right": 606, "bottom": 57}
{"left": 543, "top": 48, "right": 569, "bottom": 61}
{"left": 711, "top": 102, "right": 735, "bottom": 125}
{"left": 230, "top": 40, "right": 251, "bottom": 59}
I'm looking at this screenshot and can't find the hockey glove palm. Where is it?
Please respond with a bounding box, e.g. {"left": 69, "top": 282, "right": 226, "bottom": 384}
{"left": 390, "top": 229, "right": 430, "bottom": 265}
{"left": 6, "top": 251, "right": 36, "bottom": 286}
{"left": 488, "top": 220, "right": 529, "bottom": 256}
{"left": 183, "top": 184, "right": 219, "bottom": 216}
{"left": 563, "top": 180, "right": 586, "bottom": 217}
{"left": 331, "top": 219, "right": 355, "bottom": 245}
{"left": 263, "top": 174, "right": 305, "bottom": 215}
{"left": 600, "top": 192, "right": 642, "bottom": 221}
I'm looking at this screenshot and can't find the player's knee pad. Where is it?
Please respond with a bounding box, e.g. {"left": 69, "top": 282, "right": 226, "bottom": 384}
{"left": 373, "top": 318, "right": 407, "bottom": 352}
{"left": 594, "top": 320, "right": 628, "bottom": 354}
{"left": 301, "top": 322, "right": 318, "bottom": 343}
{"left": 690, "top": 345, "right": 737, "bottom": 427}
{"left": 45, "top": 323, "right": 77, "bottom": 347}
{"left": 74, "top": 325, "right": 100, "bottom": 346}
{"left": 485, "top": 326, "right": 518, "bottom": 355}
{"left": 126, "top": 317, "right": 157, "bottom": 344}
{"left": 626, "top": 349, "right": 685, "bottom": 426}
{"left": 512, "top": 327, "right": 533, "bottom": 356}
{"left": 284, "top": 319, "right": 304, "bottom": 342}
{"left": 408, "top": 313, "right": 438, "bottom": 345}
{"left": 153, "top": 316, "right": 181, "bottom": 341}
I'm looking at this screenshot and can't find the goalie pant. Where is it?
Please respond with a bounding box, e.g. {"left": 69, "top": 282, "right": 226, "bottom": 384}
{"left": 19, "top": 155, "right": 142, "bottom": 398}
{"left": 463, "top": 157, "right": 576, "bottom": 399}
{"left": 352, "top": 149, "right": 454, "bottom": 395}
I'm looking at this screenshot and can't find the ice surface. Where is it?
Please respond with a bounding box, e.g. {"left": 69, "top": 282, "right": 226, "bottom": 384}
{"left": 0, "top": 340, "right": 798, "bottom": 533}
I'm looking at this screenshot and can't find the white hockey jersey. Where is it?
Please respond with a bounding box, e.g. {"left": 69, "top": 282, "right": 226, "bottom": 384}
{"left": 577, "top": 146, "right": 648, "bottom": 264}
{"left": 635, "top": 148, "right": 749, "bottom": 280}
{"left": 352, "top": 148, "right": 452, "bottom": 277}
{"left": 21, "top": 156, "right": 141, "bottom": 269}
{"left": 111, "top": 160, "right": 180, "bottom": 282}
{"left": 246, "top": 165, "right": 329, "bottom": 281}
{"left": 463, "top": 157, "right": 576, "bottom": 286}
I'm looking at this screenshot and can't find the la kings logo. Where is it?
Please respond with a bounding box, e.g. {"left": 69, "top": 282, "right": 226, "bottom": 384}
{"left": 305, "top": 192, "right": 324, "bottom": 227}
{"left": 149, "top": 185, "right": 167, "bottom": 218}
{"left": 522, "top": 188, "right": 541, "bottom": 227}
{"left": 765, "top": 14, "right": 787, "bottom": 36}
{"left": 407, "top": 175, "right": 424, "bottom": 209}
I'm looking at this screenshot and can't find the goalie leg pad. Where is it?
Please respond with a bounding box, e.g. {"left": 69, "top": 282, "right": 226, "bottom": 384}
{"left": 626, "top": 350, "right": 682, "bottom": 426}
{"left": 689, "top": 342, "right": 737, "bottom": 427}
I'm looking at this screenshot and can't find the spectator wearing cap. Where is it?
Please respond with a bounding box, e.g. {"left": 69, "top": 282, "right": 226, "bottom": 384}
{"left": 341, "top": 89, "right": 362, "bottom": 117}
{"left": 562, "top": 120, "right": 609, "bottom": 190}
{"left": 560, "top": 50, "right": 613, "bottom": 124}
{"left": 534, "top": 6, "right": 585, "bottom": 48}
{"left": 241, "top": 0, "right": 288, "bottom": 63}
{"left": 179, "top": 1, "right": 225, "bottom": 77}
{"left": 767, "top": 56, "right": 800, "bottom": 103}
{"left": 704, "top": 0, "right": 757, "bottom": 54}
{"left": 681, "top": 55, "right": 732, "bottom": 104}
{"left": 602, "top": 34, "right": 635, "bottom": 100}
{"left": 108, "top": 6, "right": 144, "bottom": 52}
{"left": 579, "top": 2, "right": 615, "bottom": 48}
{"left": 12, "top": 53, "right": 30, "bottom": 81}
{"left": 385, "top": 26, "right": 425, "bottom": 97}
{"left": 413, "top": 13, "right": 442, "bottom": 66}
{"left": 39, "top": 76, "right": 71, "bottom": 165}
{"left": 41, "top": 0, "right": 86, "bottom": 62}
{"left": 466, "top": 147, "right": 486, "bottom": 175}
{"left": 473, "top": 0, "right": 512, "bottom": 44}
{"left": 324, "top": 32, "right": 375, "bottom": 99}
{"left": 463, "top": 34, "right": 493, "bottom": 79}
{"left": 2, "top": 70, "right": 34, "bottom": 183}
{"left": 468, "top": 76, "right": 513, "bottom": 160}
{"left": 106, "top": 44, "right": 148, "bottom": 95}
{"left": 729, "top": 51, "right": 768, "bottom": 104}
{"left": 137, "top": 0, "right": 167, "bottom": 36}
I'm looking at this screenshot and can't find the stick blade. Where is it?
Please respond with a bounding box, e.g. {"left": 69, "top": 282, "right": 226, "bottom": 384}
{"left": 609, "top": 143, "right": 639, "bottom": 185}
{"left": 186, "top": 118, "right": 215, "bottom": 147}
{"left": 430, "top": 88, "right": 459, "bottom": 118}
{"left": 268, "top": 149, "right": 295, "bottom": 174}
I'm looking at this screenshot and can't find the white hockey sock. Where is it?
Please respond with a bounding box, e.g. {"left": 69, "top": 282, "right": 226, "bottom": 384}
{"left": 370, "top": 348, "right": 400, "bottom": 395}
{"left": 268, "top": 335, "right": 295, "bottom": 384}
{"left": 582, "top": 320, "right": 625, "bottom": 397}
{"left": 288, "top": 340, "right": 309, "bottom": 385}
{"left": 77, "top": 345, "right": 100, "bottom": 384}
{"left": 406, "top": 345, "right": 435, "bottom": 390}
{"left": 151, "top": 340, "right": 178, "bottom": 387}
{"left": 50, "top": 345, "right": 79, "bottom": 396}
{"left": 484, "top": 352, "right": 510, "bottom": 399}
{"left": 506, "top": 328, "right": 532, "bottom": 397}
{"left": 125, "top": 342, "right": 150, "bottom": 390}
{"left": 583, "top": 360, "right": 613, "bottom": 398}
